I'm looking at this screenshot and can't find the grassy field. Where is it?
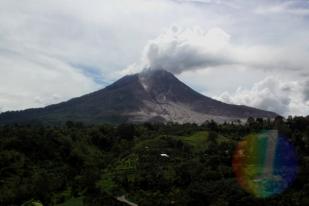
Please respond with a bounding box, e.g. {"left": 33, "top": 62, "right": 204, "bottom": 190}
{"left": 56, "top": 197, "right": 83, "bottom": 206}
{"left": 177, "top": 131, "right": 208, "bottom": 150}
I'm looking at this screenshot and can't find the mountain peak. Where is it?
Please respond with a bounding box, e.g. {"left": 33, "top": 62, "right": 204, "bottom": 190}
{"left": 0, "top": 69, "right": 278, "bottom": 125}
{"left": 138, "top": 69, "right": 178, "bottom": 92}
{"left": 140, "top": 68, "right": 173, "bottom": 76}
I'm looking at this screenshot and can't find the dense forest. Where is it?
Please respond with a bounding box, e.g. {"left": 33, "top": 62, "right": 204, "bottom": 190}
{"left": 0, "top": 116, "right": 309, "bottom": 206}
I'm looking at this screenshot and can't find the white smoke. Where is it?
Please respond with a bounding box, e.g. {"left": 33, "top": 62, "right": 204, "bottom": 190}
{"left": 140, "top": 26, "right": 309, "bottom": 75}
{"left": 142, "top": 26, "right": 232, "bottom": 74}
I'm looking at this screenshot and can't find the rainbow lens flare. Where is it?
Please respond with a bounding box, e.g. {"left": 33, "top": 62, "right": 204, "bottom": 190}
{"left": 232, "top": 130, "right": 298, "bottom": 198}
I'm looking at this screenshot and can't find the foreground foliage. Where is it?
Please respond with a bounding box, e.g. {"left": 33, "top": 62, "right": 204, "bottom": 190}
{"left": 0, "top": 117, "right": 309, "bottom": 206}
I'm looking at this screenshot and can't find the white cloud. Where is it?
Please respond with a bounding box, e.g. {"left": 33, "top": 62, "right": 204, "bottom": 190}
{"left": 141, "top": 26, "right": 231, "bottom": 74}
{"left": 304, "top": 80, "right": 309, "bottom": 102}
{"left": 215, "top": 76, "right": 309, "bottom": 116}
{"left": 0, "top": 52, "right": 98, "bottom": 112}
{"left": 0, "top": 0, "right": 308, "bottom": 116}
{"left": 255, "top": 1, "right": 309, "bottom": 16}
{"left": 111, "top": 22, "right": 309, "bottom": 116}
{"left": 135, "top": 26, "right": 309, "bottom": 75}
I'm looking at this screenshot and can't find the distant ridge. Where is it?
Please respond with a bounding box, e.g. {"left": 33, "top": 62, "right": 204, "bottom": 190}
{"left": 0, "top": 69, "right": 278, "bottom": 124}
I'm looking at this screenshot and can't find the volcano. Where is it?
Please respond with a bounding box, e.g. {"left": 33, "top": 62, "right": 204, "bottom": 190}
{"left": 0, "top": 69, "right": 277, "bottom": 124}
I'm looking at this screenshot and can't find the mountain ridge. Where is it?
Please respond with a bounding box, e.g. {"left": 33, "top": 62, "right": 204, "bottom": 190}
{"left": 0, "top": 69, "right": 278, "bottom": 124}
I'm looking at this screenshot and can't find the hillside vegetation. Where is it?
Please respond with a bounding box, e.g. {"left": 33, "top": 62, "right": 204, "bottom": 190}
{"left": 0, "top": 117, "right": 309, "bottom": 206}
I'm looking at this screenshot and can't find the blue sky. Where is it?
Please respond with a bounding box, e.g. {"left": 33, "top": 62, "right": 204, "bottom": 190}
{"left": 0, "top": 0, "right": 308, "bottom": 116}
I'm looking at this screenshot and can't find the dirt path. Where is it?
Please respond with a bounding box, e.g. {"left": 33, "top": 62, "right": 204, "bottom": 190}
{"left": 116, "top": 195, "right": 138, "bottom": 206}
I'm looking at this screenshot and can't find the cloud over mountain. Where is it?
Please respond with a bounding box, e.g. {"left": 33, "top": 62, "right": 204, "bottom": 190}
{"left": 142, "top": 26, "right": 232, "bottom": 74}
{"left": 0, "top": 0, "right": 308, "bottom": 116}
{"left": 141, "top": 26, "right": 309, "bottom": 75}
{"left": 216, "top": 77, "right": 309, "bottom": 116}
